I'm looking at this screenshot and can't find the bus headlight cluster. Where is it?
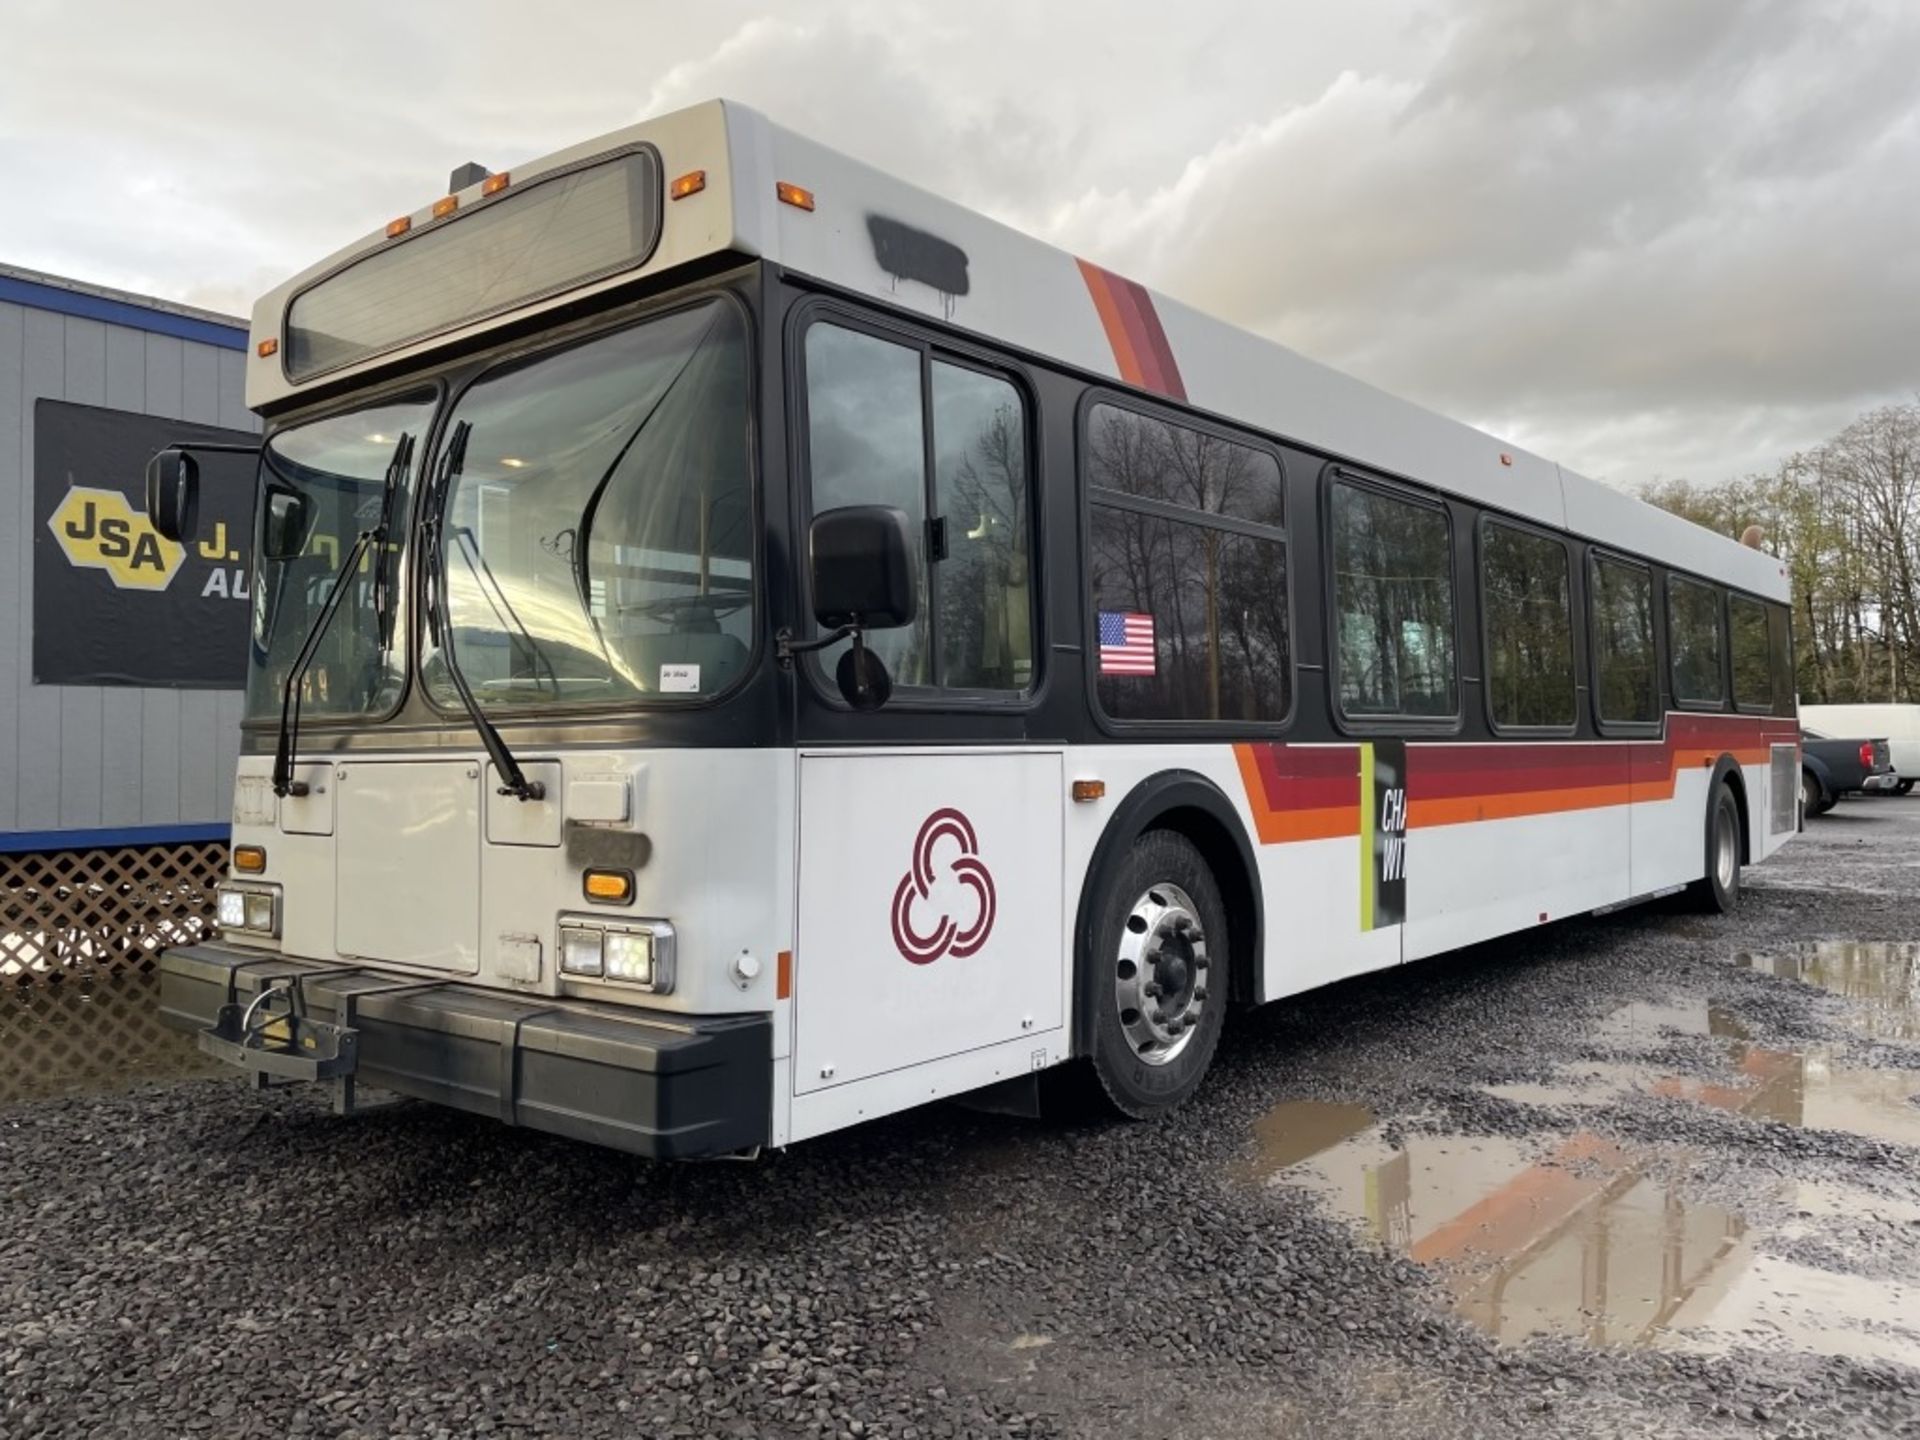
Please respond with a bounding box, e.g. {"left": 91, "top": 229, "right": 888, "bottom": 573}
{"left": 557, "top": 917, "right": 675, "bottom": 993}
{"left": 215, "top": 883, "right": 281, "bottom": 938}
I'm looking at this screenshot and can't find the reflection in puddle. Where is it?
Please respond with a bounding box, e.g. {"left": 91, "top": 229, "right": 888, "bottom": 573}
{"left": 1738, "top": 940, "right": 1920, "bottom": 1041}
{"left": 0, "top": 972, "right": 217, "bottom": 1105}
{"left": 1249, "top": 954, "right": 1920, "bottom": 1359}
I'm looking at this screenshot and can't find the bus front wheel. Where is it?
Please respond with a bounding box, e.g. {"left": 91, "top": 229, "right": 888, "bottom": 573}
{"left": 1080, "top": 829, "right": 1229, "bottom": 1119}
{"left": 1691, "top": 783, "right": 1742, "bottom": 914}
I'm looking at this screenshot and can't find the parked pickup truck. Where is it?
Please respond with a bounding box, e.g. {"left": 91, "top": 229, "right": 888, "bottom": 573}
{"left": 1800, "top": 704, "right": 1920, "bottom": 796}
{"left": 1800, "top": 729, "right": 1897, "bottom": 816}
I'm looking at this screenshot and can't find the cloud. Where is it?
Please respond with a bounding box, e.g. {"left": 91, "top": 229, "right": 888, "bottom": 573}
{"left": 2, "top": 0, "right": 1914, "bottom": 487}
{"left": 1041, "top": 0, "right": 1920, "bottom": 483}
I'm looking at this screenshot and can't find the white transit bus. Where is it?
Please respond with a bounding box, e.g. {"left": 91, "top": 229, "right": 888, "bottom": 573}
{"left": 151, "top": 100, "right": 1801, "bottom": 1157}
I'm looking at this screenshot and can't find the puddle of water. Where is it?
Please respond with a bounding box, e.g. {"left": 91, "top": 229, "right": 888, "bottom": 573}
{"left": 1737, "top": 941, "right": 1920, "bottom": 1041}
{"left": 1250, "top": 1099, "right": 1920, "bottom": 1358}
{"left": 0, "top": 971, "right": 217, "bottom": 1106}
{"left": 1246, "top": 960, "right": 1920, "bottom": 1358}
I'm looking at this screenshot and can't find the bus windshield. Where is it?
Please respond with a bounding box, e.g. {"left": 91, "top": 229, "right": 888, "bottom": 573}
{"left": 245, "top": 391, "right": 436, "bottom": 721}
{"left": 423, "top": 297, "right": 754, "bottom": 709}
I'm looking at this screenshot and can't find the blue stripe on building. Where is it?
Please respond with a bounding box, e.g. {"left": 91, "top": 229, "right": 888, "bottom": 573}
{"left": 0, "top": 273, "right": 247, "bottom": 351}
{"left": 0, "top": 823, "right": 232, "bottom": 855}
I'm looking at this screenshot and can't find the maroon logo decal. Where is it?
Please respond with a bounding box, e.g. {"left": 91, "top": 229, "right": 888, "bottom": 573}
{"left": 891, "top": 808, "right": 996, "bottom": 964}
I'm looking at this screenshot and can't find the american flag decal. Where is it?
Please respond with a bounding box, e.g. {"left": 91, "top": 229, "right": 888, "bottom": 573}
{"left": 1098, "top": 610, "right": 1156, "bottom": 675}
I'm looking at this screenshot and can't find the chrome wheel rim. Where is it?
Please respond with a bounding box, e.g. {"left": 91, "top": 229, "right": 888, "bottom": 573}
{"left": 1715, "top": 808, "right": 1738, "bottom": 890}
{"left": 1114, "top": 882, "right": 1209, "bottom": 1067}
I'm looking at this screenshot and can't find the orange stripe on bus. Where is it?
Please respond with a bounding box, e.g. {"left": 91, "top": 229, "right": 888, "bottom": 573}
{"left": 1076, "top": 258, "right": 1146, "bottom": 388}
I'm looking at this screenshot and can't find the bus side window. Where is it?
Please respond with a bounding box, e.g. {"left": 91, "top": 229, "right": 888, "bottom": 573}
{"left": 1668, "top": 575, "right": 1726, "bottom": 708}
{"left": 931, "top": 362, "right": 1032, "bottom": 691}
{"left": 804, "top": 323, "right": 932, "bottom": 686}
{"left": 1591, "top": 554, "right": 1658, "bottom": 726}
{"left": 802, "top": 318, "right": 1037, "bottom": 696}
{"left": 1330, "top": 480, "right": 1455, "bottom": 721}
{"left": 1481, "top": 520, "right": 1575, "bottom": 729}
{"left": 1084, "top": 404, "right": 1290, "bottom": 724}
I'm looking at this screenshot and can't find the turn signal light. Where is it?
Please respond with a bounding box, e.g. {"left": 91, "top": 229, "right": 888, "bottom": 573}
{"left": 432, "top": 195, "right": 459, "bottom": 219}
{"left": 583, "top": 868, "right": 634, "bottom": 905}
{"left": 670, "top": 169, "right": 707, "bottom": 200}
{"left": 776, "top": 181, "right": 815, "bottom": 211}
{"left": 233, "top": 845, "right": 267, "bottom": 874}
{"left": 1071, "top": 780, "right": 1106, "bottom": 803}
{"left": 385, "top": 215, "right": 412, "bottom": 238}
{"left": 482, "top": 171, "right": 511, "bottom": 196}
{"left": 256, "top": 338, "right": 278, "bottom": 358}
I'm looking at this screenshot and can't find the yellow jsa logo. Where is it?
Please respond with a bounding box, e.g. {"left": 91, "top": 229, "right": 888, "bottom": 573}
{"left": 49, "top": 487, "right": 183, "bottom": 592}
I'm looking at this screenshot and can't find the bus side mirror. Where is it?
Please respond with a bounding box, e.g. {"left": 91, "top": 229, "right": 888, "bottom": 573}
{"left": 808, "top": 504, "right": 916, "bottom": 712}
{"left": 809, "top": 505, "right": 916, "bottom": 630}
{"left": 260, "top": 487, "right": 312, "bottom": 561}
{"left": 145, "top": 448, "right": 200, "bottom": 543}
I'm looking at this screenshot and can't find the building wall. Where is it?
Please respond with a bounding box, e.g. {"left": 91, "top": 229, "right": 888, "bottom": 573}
{"left": 0, "top": 271, "right": 255, "bottom": 843}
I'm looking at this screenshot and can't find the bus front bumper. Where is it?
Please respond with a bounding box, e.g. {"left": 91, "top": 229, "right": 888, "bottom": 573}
{"left": 158, "top": 943, "right": 771, "bottom": 1159}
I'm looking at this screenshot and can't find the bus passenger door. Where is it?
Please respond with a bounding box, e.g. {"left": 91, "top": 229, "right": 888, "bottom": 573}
{"left": 792, "top": 749, "right": 1065, "bottom": 1097}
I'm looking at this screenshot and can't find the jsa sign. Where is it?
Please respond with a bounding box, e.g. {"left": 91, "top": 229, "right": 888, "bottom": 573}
{"left": 33, "top": 399, "right": 258, "bottom": 688}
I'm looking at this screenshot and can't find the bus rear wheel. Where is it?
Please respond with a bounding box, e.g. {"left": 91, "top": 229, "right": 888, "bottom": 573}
{"left": 1691, "top": 783, "right": 1742, "bottom": 913}
{"left": 1081, "top": 830, "right": 1228, "bottom": 1119}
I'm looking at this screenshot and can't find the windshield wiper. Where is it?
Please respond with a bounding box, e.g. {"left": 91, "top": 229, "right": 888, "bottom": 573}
{"left": 422, "top": 420, "right": 546, "bottom": 803}
{"left": 272, "top": 433, "right": 414, "bottom": 798}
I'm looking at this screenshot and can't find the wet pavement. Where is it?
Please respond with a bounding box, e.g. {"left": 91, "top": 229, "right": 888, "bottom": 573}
{"left": 5, "top": 800, "right": 1920, "bottom": 1437}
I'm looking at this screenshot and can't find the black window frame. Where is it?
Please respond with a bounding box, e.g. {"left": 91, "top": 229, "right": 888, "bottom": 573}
{"left": 1586, "top": 548, "right": 1662, "bottom": 735}
{"left": 1077, "top": 388, "right": 1296, "bottom": 736}
{"left": 791, "top": 299, "right": 1045, "bottom": 713}
{"left": 1323, "top": 465, "right": 1462, "bottom": 735}
{"left": 1475, "top": 513, "right": 1578, "bottom": 737}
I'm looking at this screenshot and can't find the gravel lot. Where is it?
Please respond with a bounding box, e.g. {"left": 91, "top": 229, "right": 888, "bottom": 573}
{"left": 6, "top": 799, "right": 1920, "bottom": 1439}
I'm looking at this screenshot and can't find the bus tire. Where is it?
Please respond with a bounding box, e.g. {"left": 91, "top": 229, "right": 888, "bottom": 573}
{"left": 1692, "top": 782, "right": 1742, "bottom": 913}
{"left": 1080, "top": 829, "right": 1228, "bottom": 1119}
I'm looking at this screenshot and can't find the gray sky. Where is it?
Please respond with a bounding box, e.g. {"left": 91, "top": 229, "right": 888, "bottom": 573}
{"left": 4, "top": 0, "right": 1916, "bottom": 489}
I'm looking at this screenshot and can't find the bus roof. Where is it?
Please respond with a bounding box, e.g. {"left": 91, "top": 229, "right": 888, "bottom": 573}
{"left": 246, "top": 98, "right": 1788, "bottom": 601}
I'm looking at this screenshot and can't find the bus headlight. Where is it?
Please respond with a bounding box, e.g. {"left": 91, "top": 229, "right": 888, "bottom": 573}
{"left": 557, "top": 917, "right": 674, "bottom": 993}
{"left": 216, "top": 883, "right": 281, "bottom": 938}
{"left": 558, "top": 925, "right": 604, "bottom": 978}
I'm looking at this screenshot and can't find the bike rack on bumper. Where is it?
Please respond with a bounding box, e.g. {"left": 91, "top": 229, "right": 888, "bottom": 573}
{"left": 160, "top": 943, "right": 772, "bottom": 1158}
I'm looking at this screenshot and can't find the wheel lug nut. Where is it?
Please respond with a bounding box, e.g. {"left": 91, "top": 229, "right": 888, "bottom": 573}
{"left": 1194, "top": 988, "right": 1208, "bottom": 1002}
{"left": 1144, "top": 983, "right": 1162, "bottom": 998}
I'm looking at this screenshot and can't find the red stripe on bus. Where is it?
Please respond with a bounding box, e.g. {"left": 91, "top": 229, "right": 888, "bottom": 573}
{"left": 1236, "top": 716, "right": 1797, "bottom": 842}
{"left": 1075, "top": 260, "right": 1144, "bottom": 388}
{"left": 1113, "top": 272, "right": 1187, "bottom": 401}
{"left": 1077, "top": 258, "right": 1187, "bottom": 401}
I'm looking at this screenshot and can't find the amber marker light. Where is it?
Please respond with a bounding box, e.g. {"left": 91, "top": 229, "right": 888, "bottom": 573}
{"left": 233, "top": 845, "right": 267, "bottom": 874}
{"left": 432, "top": 195, "right": 459, "bottom": 219}
{"left": 385, "top": 215, "right": 412, "bottom": 238}
{"left": 583, "top": 869, "right": 634, "bottom": 905}
{"left": 482, "top": 171, "right": 511, "bottom": 196}
{"left": 1499, "top": 453, "right": 1514, "bottom": 466}
{"left": 1071, "top": 780, "right": 1106, "bottom": 803}
{"left": 670, "top": 169, "right": 707, "bottom": 200}
{"left": 776, "top": 181, "right": 815, "bottom": 211}
{"left": 256, "top": 338, "right": 278, "bottom": 358}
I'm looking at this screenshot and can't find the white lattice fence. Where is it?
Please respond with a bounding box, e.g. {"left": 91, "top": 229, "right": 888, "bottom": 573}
{"left": 1, "top": 841, "right": 226, "bottom": 984}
